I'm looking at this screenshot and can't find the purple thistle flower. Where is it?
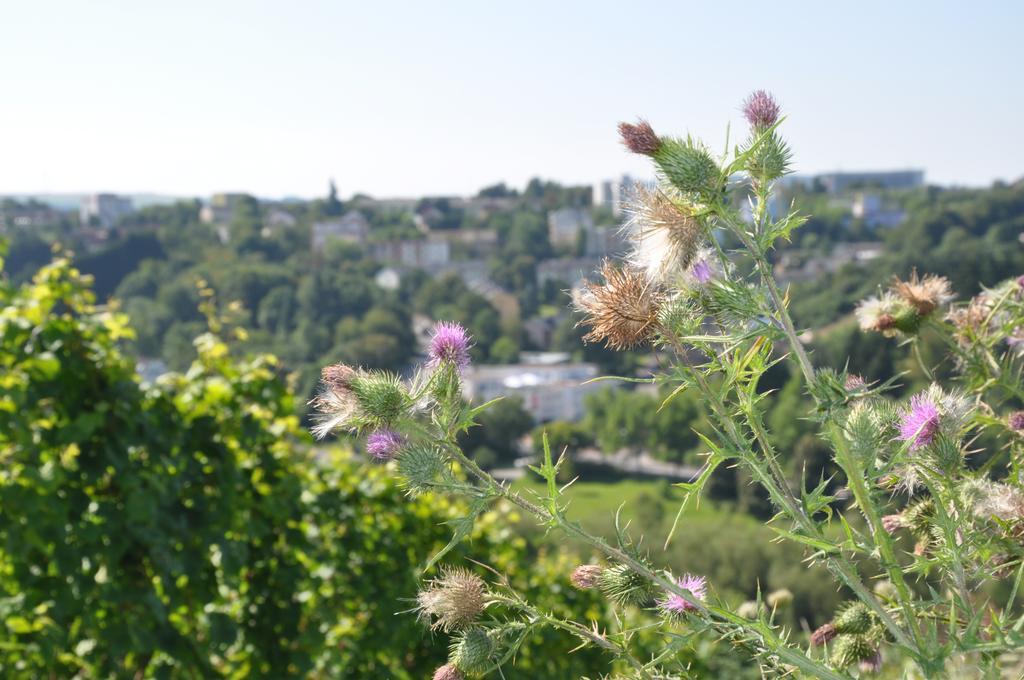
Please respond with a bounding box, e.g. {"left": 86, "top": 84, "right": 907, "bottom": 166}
{"left": 1009, "top": 411, "right": 1024, "bottom": 432}
{"left": 1016, "top": 274, "right": 1024, "bottom": 290}
{"left": 656, "top": 573, "right": 706, "bottom": 616}
{"left": 618, "top": 119, "right": 662, "bottom": 156}
{"left": 366, "top": 429, "right": 405, "bottom": 461}
{"left": 742, "top": 90, "right": 781, "bottom": 130}
{"left": 429, "top": 321, "right": 472, "bottom": 371}
{"left": 897, "top": 393, "right": 941, "bottom": 450}
{"left": 691, "top": 258, "right": 713, "bottom": 285}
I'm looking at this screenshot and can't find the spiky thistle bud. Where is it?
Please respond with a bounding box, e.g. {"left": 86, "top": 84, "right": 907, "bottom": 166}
{"left": 396, "top": 445, "right": 446, "bottom": 495}
{"left": 348, "top": 371, "right": 410, "bottom": 429}
{"left": 833, "top": 602, "right": 873, "bottom": 635}
{"left": 449, "top": 628, "right": 494, "bottom": 675}
{"left": 655, "top": 573, "right": 707, "bottom": 617}
{"left": 433, "top": 664, "right": 464, "bottom": 680}
{"left": 652, "top": 136, "right": 723, "bottom": 199}
{"left": 890, "top": 270, "right": 954, "bottom": 317}
{"left": 831, "top": 634, "right": 876, "bottom": 669}
{"left": 742, "top": 90, "right": 781, "bottom": 130}
{"left": 570, "top": 564, "right": 603, "bottom": 590}
{"left": 575, "top": 261, "right": 665, "bottom": 350}
{"left": 766, "top": 588, "right": 793, "bottom": 609}
{"left": 810, "top": 622, "right": 837, "bottom": 646}
{"left": 618, "top": 119, "right": 662, "bottom": 156}
{"left": 417, "top": 567, "right": 487, "bottom": 632}
{"left": 844, "top": 374, "right": 867, "bottom": 392}
{"left": 597, "top": 564, "right": 656, "bottom": 606}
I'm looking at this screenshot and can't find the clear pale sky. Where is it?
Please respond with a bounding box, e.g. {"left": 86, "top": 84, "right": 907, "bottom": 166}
{"left": 2, "top": 1, "right": 1022, "bottom": 199}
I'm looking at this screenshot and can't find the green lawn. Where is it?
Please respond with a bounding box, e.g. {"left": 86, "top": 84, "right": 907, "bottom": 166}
{"left": 510, "top": 477, "right": 744, "bottom": 542}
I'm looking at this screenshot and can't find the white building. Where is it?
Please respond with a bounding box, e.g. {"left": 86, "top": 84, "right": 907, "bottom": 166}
{"left": 593, "top": 175, "right": 656, "bottom": 215}
{"left": 547, "top": 208, "right": 594, "bottom": 247}
{"left": 463, "top": 361, "right": 602, "bottom": 422}
{"left": 311, "top": 210, "right": 370, "bottom": 251}
{"left": 537, "top": 258, "right": 600, "bottom": 289}
{"left": 80, "top": 194, "right": 133, "bottom": 228}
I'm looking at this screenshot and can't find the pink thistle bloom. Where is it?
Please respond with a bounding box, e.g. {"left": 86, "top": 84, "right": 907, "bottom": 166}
{"left": 742, "top": 90, "right": 781, "bottom": 130}
{"left": 429, "top": 322, "right": 472, "bottom": 371}
{"left": 897, "top": 393, "right": 941, "bottom": 450}
{"left": 1009, "top": 411, "right": 1024, "bottom": 432}
{"left": 691, "top": 259, "right": 713, "bottom": 285}
{"left": 657, "top": 573, "right": 706, "bottom": 616}
{"left": 366, "top": 429, "right": 405, "bottom": 461}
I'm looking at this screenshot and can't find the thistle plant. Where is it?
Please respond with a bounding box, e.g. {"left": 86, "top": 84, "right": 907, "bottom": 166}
{"left": 311, "top": 92, "right": 1024, "bottom": 678}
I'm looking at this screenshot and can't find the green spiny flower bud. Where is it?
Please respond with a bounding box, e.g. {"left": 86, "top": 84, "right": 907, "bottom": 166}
{"left": 449, "top": 628, "right": 494, "bottom": 675}
{"left": 902, "top": 498, "right": 934, "bottom": 535}
{"left": 349, "top": 371, "right": 409, "bottom": 428}
{"left": 745, "top": 132, "right": 791, "bottom": 183}
{"left": 833, "top": 602, "right": 872, "bottom": 635}
{"left": 597, "top": 564, "right": 656, "bottom": 606}
{"left": 653, "top": 137, "right": 722, "bottom": 199}
{"left": 396, "top": 445, "right": 446, "bottom": 495}
{"left": 831, "top": 634, "right": 876, "bottom": 669}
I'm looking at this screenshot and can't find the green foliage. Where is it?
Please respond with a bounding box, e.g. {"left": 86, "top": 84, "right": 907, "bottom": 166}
{"left": 0, "top": 254, "right": 617, "bottom": 679}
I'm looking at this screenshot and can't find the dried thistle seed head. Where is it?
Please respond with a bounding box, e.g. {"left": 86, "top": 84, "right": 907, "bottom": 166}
{"left": 810, "top": 622, "right": 837, "bottom": 646}
{"left": 890, "top": 270, "right": 954, "bottom": 316}
{"left": 742, "top": 90, "right": 781, "bottom": 130}
{"left": 963, "top": 478, "right": 1024, "bottom": 523}
{"left": 321, "top": 363, "right": 356, "bottom": 392}
{"left": 618, "top": 119, "right": 662, "bottom": 156}
{"left": 433, "top": 664, "right": 464, "bottom": 680}
{"left": 855, "top": 292, "right": 908, "bottom": 336}
{"left": 570, "top": 564, "right": 603, "bottom": 589}
{"left": 575, "top": 261, "right": 665, "bottom": 350}
{"left": 737, "top": 600, "right": 760, "bottom": 619}
{"left": 416, "top": 567, "right": 487, "bottom": 632}
{"left": 449, "top": 628, "right": 494, "bottom": 675}
{"left": 309, "top": 365, "right": 366, "bottom": 439}
{"left": 766, "top": 588, "right": 793, "bottom": 609}
{"left": 623, "top": 184, "right": 704, "bottom": 284}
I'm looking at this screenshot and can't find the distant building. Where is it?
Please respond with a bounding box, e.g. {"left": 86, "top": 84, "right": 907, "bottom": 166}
{"left": 371, "top": 238, "right": 451, "bottom": 268}
{"left": 80, "top": 193, "right": 133, "bottom": 228}
{"left": 200, "top": 193, "right": 251, "bottom": 225}
{"left": 0, "top": 202, "right": 65, "bottom": 229}
{"left": 774, "top": 241, "right": 883, "bottom": 284}
{"left": 537, "top": 258, "right": 601, "bottom": 289}
{"left": 311, "top": 210, "right": 370, "bottom": 251}
{"left": 548, "top": 208, "right": 593, "bottom": 247}
{"left": 851, "top": 193, "right": 906, "bottom": 228}
{"left": 463, "top": 361, "right": 602, "bottom": 422}
{"left": 816, "top": 170, "right": 924, "bottom": 194}
{"left": 584, "top": 225, "right": 628, "bottom": 257}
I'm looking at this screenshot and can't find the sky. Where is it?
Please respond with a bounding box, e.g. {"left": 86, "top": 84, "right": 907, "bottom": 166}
{"left": 2, "top": 1, "right": 1023, "bottom": 200}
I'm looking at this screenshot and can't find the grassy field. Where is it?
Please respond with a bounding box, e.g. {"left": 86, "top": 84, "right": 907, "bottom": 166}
{"left": 510, "top": 476, "right": 754, "bottom": 544}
